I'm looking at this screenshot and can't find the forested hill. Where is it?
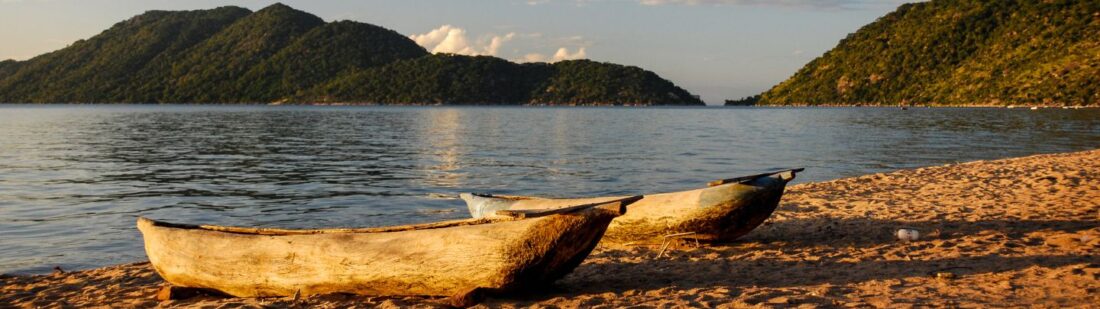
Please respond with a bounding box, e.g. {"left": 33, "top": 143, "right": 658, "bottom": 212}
{"left": 751, "top": 0, "right": 1099, "bottom": 106}
{"left": 0, "top": 3, "right": 703, "bottom": 105}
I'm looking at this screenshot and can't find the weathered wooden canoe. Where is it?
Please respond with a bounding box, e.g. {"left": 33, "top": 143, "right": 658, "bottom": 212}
{"left": 137, "top": 196, "right": 640, "bottom": 302}
{"left": 461, "top": 169, "right": 801, "bottom": 243}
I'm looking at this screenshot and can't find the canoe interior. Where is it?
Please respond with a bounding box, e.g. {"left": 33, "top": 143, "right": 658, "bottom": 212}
{"left": 143, "top": 217, "right": 502, "bottom": 235}
{"left": 144, "top": 196, "right": 639, "bottom": 236}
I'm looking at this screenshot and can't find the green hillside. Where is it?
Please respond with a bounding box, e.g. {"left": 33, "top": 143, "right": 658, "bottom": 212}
{"left": 0, "top": 3, "right": 702, "bottom": 105}
{"left": 0, "top": 60, "right": 20, "bottom": 77}
{"left": 753, "top": 0, "right": 1099, "bottom": 106}
{"left": 532, "top": 60, "right": 699, "bottom": 105}
{"left": 164, "top": 3, "right": 326, "bottom": 102}
{"left": 307, "top": 55, "right": 700, "bottom": 105}
{"left": 0, "top": 6, "right": 252, "bottom": 102}
{"left": 239, "top": 21, "right": 429, "bottom": 102}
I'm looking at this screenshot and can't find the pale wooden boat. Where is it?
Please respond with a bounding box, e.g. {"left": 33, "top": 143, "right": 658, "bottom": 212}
{"left": 136, "top": 196, "right": 640, "bottom": 302}
{"left": 461, "top": 169, "right": 801, "bottom": 243}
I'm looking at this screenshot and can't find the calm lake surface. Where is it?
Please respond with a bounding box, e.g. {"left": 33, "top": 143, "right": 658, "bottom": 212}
{"left": 1, "top": 105, "right": 1097, "bottom": 274}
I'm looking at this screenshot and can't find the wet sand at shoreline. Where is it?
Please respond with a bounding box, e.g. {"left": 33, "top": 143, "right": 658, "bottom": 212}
{"left": 3, "top": 149, "right": 1098, "bottom": 308}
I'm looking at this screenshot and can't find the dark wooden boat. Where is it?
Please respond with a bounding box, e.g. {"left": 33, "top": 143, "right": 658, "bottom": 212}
{"left": 461, "top": 169, "right": 801, "bottom": 243}
{"left": 137, "top": 196, "right": 639, "bottom": 302}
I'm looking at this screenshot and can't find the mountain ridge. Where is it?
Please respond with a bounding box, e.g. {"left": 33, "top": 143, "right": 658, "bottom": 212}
{"left": 0, "top": 3, "right": 703, "bottom": 105}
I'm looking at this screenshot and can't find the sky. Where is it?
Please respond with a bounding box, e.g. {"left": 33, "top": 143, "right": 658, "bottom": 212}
{"left": 0, "top": 0, "right": 916, "bottom": 105}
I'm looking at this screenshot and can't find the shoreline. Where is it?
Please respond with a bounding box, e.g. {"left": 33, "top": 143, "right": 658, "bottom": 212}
{"left": 3, "top": 149, "right": 1098, "bottom": 307}
{"left": 743, "top": 103, "right": 1100, "bottom": 108}
{"left": 1, "top": 102, "right": 1099, "bottom": 108}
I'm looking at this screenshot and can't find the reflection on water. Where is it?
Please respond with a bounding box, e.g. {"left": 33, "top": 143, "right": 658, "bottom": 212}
{"left": 421, "top": 109, "right": 466, "bottom": 188}
{"left": 0, "top": 105, "right": 1097, "bottom": 274}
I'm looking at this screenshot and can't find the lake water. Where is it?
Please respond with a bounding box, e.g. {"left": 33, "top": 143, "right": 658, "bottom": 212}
{"left": 1, "top": 105, "right": 1097, "bottom": 274}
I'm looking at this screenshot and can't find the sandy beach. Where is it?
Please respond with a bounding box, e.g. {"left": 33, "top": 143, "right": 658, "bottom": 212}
{"left": 3, "top": 149, "right": 1097, "bottom": 308}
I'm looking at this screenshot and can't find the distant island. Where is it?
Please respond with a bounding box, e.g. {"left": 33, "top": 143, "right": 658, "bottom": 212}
{"left": 0, "top": 3, "right": 703, "bottom": 106}
{"left": 723, "top": 95, "right": 760, "bottom": 106}
{"left": 732, "top": 0, "right": 1099, "bottom": 107}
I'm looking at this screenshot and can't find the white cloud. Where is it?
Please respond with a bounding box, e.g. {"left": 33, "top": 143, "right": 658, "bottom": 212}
{"left": 409, "top": 25, "right": 516, "bottom": 56}
{"left": 485, "top": 33, "right": 516, "bottom": 55}
{"left": 412, "top": 25, "right": 589, "bottom": 63}
{"left": 512, "top": 47, "right": 585, "bottom": 62}
{"left": 521, "top": 53, "right": 549, "bottom": 62}
{"left": 552, "top": 47, "right": 587, "bottom": 61}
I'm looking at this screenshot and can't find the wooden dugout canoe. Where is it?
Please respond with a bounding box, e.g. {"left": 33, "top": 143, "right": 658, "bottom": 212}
{"left": 136, "top": 196, "right": 640, "bottom": 301}
{"left": 461, "top": 169, "right": 801, "bottom": 243}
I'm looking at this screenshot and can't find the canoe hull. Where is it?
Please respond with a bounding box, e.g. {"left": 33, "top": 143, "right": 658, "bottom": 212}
{"left": 463, "top": 171, "right": 796, "bottom": 243}
{"left": 137, "top": 202, "right": 625, "bottom": 298}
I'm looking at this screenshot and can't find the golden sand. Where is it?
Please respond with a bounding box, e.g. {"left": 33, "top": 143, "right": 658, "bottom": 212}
{"left": 3, "top": 149, "right": 1098, "bottom": 308}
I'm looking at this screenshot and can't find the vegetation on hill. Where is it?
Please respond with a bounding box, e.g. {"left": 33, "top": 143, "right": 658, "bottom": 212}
{"left": 723, "top": 95, "right": 760, "bottom": 106}
{"left": 0, "top": 3, "right": 702, "bottom": 105}
{"left": 532, "top": 60, "right": 699, "bottom": 105}
{"left": 308, "top": 54, "right": 542, "bottom": 104}
{"left": 0, "top": 60, "right": 20, "bottom": 77}
{"left": 240, "top": 21, "right": 429, "bottom": 102}
{"left": 751, "top": 0, "right": 1099, "bottom": 106}
{"left": 0, "top": 6, "right": 252, "bottom": 102}
{"left": 307, "top": 55, "right": 700, "bottom": 105}
{"left": 164, "top": 3, "right": 326, "bottom": 102}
